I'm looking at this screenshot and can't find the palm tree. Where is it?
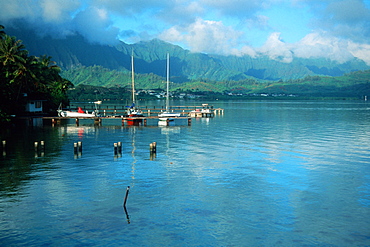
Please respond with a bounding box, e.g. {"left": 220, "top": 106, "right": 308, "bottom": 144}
{"left": 0, "top": 25, "right": 5, "bottom": 39}
{"left": 0, "top": 35, "right": 27, "bottom": 69}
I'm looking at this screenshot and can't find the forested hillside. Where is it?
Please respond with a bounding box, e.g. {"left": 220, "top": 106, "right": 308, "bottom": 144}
{"left": 3, "top": 24, "right": 370, "bottom": 100}
{"left": 6, "top": 25, "right": 370, "bottom": 84}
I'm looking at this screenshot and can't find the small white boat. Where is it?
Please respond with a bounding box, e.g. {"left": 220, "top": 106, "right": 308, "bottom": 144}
{"left": 158, "top": 53, "right": 180, "bottom": 121}
{"left": 189, "top": 104, "right": 214, "bottom": 117}
{"left": 158, "top": 112, "right": 181, "bottom": 121}
{"left": 58, "top": 106, "right": 97, "bottom": 117}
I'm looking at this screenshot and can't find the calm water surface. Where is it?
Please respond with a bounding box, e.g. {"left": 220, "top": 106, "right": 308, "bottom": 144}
{"left": 1, "top": 100, "right": 370, "bottom": 246}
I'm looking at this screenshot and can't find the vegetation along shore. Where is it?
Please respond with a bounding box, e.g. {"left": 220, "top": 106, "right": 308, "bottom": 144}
{"left": 1, "top": 24, "right": 370, "bottom": 124}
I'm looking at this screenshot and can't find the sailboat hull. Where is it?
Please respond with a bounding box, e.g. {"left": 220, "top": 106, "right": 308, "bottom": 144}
{"left": 158, "top": 112, "right": 181, "bottom": 121}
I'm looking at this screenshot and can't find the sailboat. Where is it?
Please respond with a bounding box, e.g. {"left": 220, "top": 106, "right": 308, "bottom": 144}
{"left": 158, "top": 53, "right": 181, "bottom": 121}
{"left": 57, "top": 103, "right": 98, "bottom": 117}
{"left": 126, "top": 53, "right": 144, "bottom": 125}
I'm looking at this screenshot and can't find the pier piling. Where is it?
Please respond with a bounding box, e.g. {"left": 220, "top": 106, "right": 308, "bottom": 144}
{"left": 150, "top": 142, "right": 157, "bottom": 153}
{"left": 78, "top": 141, "right": 82, "bottom": 153}
{"left": 114, "top": 143, "right": 118, "bottom": 155}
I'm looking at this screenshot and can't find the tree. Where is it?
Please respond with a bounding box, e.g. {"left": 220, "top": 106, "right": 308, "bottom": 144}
{"left": 0, "top": 26, "right": 73, "bottom": 121}
{"left": 0, "top": 25, "right": 5, "bottom": 39}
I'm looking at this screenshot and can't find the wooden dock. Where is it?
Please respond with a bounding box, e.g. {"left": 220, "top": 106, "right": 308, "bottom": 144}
{"left": 43, "top": 116, "right": 193, "bottom": 126}
{"left": 66, "top": 104, "right": 224, "bottom": 118}
{"left": 23, "top": 104, "right": 224, "bottom": 126}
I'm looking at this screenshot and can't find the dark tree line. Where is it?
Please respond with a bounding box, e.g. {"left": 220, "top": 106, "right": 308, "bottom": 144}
{"left": 0, "top": 25, "right": 73, "bottom": 122}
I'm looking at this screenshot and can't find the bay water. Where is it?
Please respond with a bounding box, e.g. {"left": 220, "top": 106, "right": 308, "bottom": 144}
{"left": 1, "top": 100, "right": 369, "bottom": 246}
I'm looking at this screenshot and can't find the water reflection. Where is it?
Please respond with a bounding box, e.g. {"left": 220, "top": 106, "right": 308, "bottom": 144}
{"left": 1, "top": 101, "right": 370, "bottom": 246}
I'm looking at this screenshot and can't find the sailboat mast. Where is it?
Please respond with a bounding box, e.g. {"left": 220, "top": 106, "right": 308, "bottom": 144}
{"left": 166, "top": 53, "right": 170, "bottom": 111}
{"left": 131, "top": 53, "right": 135, "bottom": 105}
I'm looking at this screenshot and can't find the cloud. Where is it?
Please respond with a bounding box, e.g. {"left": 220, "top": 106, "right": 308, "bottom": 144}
{"left": 292, "top": 32, "right": 354, "bottom": 63}
{"left": 73, "top": 6, "right": 120, "bottom": 45}
{"left": 1, "top": 0, "right": 370, "bottom": 66}
{"left": 348, "top": 42, "right": 370, "bottom": 65}
{"left": 40, "top": 0, "right": 80, "bottom": 23}
{"left": 258, "top": 32, "right": 293, "bottom": 63}
{"left": 159, "top": 18, "right": 243, "bottom": 55}
{"left": 0, "top": 0, "right": 79, "bottom": 23}
{"left": 201, "top": 0, "right": 270, "bottom": 17}
{"left": 300, "top": 0, "right": 370, "bottom": 43}
{"left": 157, "top": 1, "right": 204, "bottom": 26}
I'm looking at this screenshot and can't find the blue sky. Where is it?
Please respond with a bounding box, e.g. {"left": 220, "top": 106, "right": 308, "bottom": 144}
{"left": 1, "top": 0, "right": 370, "bottom": 64}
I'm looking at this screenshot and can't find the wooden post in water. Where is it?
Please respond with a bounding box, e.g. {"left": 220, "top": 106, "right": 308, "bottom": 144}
{"left": 34, "top": 141, "right": 38, "bottom": 152}
{"left": 40, "top": 141, "right": 45, "bottom": 152}
{"left": 94, "top": 117, "right": 101, "bottom": 125}
{"left": 2, "top": 140, "right": 6, "bottom": 157}
{"left": 75, "top": 118, "right": 79, "bottom": 126}
{"left": 78, "top": 141, "right": 82, "bottom": 153}
{"left": 114, "top": 143, "right": 118, "bottom": 155}
{"left": 150, "top": 142, "right": 157, "bottom": 153}
{"left": 117, "top": 142, "right": 122, "bottom": 154}
{"left": 123, "top": 186, "right": 130, "bottom": 207}
{"left": 121, "top": 118, "right": 125, "bottom": 126}
{"left": 40, "top": 141, "right": 45, "bottom": 157}
{"left": 188, "top": 118, "right": 192, "bottom": 126}
{"left": 149, "top": 142, "right": 157, "bottom": 160}
{"left": 74, "top": 143, "right": 78, "bottom": 154}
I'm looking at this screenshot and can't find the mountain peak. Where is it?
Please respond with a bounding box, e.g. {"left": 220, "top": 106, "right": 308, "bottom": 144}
{"left": 4, "top": 26, "right": 370, "bottom": 82}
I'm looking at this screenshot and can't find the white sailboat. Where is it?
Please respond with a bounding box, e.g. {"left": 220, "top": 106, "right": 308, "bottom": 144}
{"left": 126, "top": 53, "right": 144, "bottom": 125}
{"left": 158, "top": 53, "right": 181, "bottom": 121}
{"left": 57, "top": 104, "right": 98, "bottom": 117}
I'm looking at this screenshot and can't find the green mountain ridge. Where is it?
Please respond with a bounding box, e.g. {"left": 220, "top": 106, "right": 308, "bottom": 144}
{"left": 5, "top": 25, "right": 370, "bottom": 86}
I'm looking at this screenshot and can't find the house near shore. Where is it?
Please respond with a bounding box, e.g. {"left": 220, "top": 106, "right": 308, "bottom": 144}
{"left": 25, "top": 99, "right": 45, "bottom": 113}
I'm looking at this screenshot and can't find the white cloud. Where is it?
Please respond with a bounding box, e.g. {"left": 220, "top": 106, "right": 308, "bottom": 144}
{"left": 233, "top": 45, "right": 257, "bottom": 57}
{"left": 157, "top": 1, "right": 204, "bottom": 26}
{"left": 0, "top": 0, "right": 80, "bottom": 23}
{"left": 292, "top": 32, "right": 354, "bottom": 63}
{"left": 40, "top": 0, "right": 80, "bottom": 23}
{"left": 1, "top": 0, "right": 370, "bottom": 66}
{"left": 348, "top": 42, "right": 370, "bottom": 65}
{"left": 73, "top": 6, "right": 120, "bottom": 45}
{"left": 258, "top": 32, "right": 293, "bottom": 63}
{"left": 160, "top": 18, "right": 243, "bottom": 55}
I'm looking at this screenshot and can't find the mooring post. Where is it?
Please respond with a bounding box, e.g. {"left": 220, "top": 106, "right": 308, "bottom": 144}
{"left": 150, "top": 142, "right": 157, "bottom": 153}
{"left": 188, "top": 118, "right": 192, "bottom": 126}
{"left": 150, "top": 142, "right": 157, "bottom": 160}
{"left": 40, "top": 141, "right": 45, "bottom": 151}
{"left": 34, "top": 141, "right": 38, "bottom": 152}
{"left": 121, "top": 118, "right": 125, "bottom": 126}
{"left": 114, "top": 143, "right": 118, "bottom": 155}
{"left": 74, "top": 142, "right": 78, "bottom": 154}
{"left": 117, "top": 142, "right": 122, "bottom": 154}
{"left": 123, "top": 186, "right": 130, "bottom": 207}
{"left": 75, "top": 118, "right": 79, "bottom": 126}
{"left": 2, "top": 140, "right": 6, "bottom": 157}
{"left": 78, "top": 141, "right": 82, "bottom": 153}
